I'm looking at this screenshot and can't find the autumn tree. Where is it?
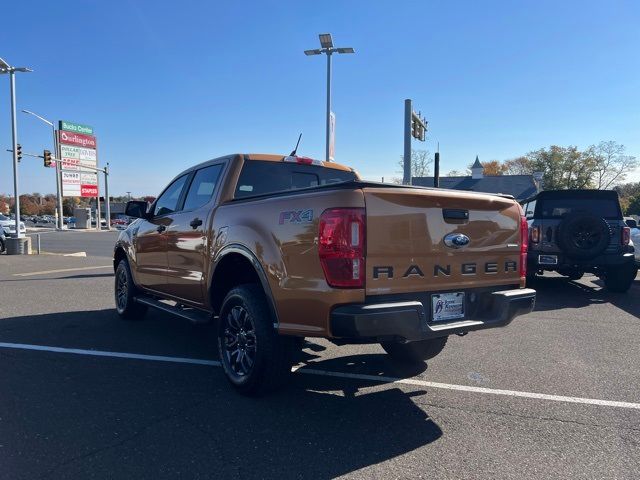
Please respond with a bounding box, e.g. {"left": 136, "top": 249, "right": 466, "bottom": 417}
{"left": 625, "top": 194, "right": 640, "bottom": 216}
{"left": 0, "top": 196, "right": 9, "bottom": 214}
{"left": 525, "top": 145, "right": 595, "bottom": 190}
{"left": 503, "top": 156, "right": 533, "bottom": 175}
{"left": 479, "top": 160, "right": 507, "bottom": 175}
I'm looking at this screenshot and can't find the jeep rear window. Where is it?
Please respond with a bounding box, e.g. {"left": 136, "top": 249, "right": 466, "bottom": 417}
{"left": 538, "top": 198, "right": 620, "bottom": 219}
{"left": 234, "top": 160, "right": 356, "bottom": 199}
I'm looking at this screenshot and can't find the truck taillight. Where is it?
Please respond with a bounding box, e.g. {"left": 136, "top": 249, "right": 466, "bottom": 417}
{"left": 318, "top": 208, "right": 366, "bottom": 288}
{"left": 530, "top": 225, "right": 540, "bottom": 243}
{"left": 622, "top": 226, "right": 631, "bottom": 245}
{"left": 520, "top": 216, "right": 528, "bottom": 278}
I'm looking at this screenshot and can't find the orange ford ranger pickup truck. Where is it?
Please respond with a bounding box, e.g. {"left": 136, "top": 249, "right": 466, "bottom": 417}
{"left": 114, "top": 154, "right": 536, "bottom": 395}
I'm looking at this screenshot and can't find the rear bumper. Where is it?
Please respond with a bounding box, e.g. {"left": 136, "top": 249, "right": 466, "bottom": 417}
{"left": 527, "top": 251, "right": 635, "bottom": 271}
{"left": 330, "top": 288, "right": 536, "bottom": 342}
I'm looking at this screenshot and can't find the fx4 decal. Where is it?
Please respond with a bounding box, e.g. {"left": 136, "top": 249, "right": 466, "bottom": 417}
{"left": 279, "top": 209, "right": 314, "bottom": 225}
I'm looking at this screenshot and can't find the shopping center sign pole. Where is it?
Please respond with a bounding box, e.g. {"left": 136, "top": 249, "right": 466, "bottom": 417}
{"left": 22, "top": 110, "right": 64, "bottom": 230}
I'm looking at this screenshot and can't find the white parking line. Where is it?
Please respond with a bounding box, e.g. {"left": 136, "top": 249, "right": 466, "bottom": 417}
{"left": 13, "top": 265, "right": 112, "bottom": 277}
{"left": 0, "top": 341, "right": 639, "bottom": 411}
{"left": 0, "top": 342, "right": 219, "bottom": 366}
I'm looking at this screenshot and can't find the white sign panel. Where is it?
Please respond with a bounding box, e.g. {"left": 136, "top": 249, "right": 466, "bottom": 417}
{"left": 329, "top": 111, "right": 336, "bottom": 161}
{"left": 61, "top": 143, "right": 98, "bottom": 197}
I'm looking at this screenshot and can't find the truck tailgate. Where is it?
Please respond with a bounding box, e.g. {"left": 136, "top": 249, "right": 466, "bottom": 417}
{"left": 364, "top": 187, "right": 522, "bottom": 295}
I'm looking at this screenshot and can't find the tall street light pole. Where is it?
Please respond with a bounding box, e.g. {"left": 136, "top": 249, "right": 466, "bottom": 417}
{"left": 22, "top": 109, "right": 64, "bottom": 230}
{"left": 304, "top": 33, "right": 354, "bottom": 162}
{"left": 0, "top": 57, "right": 32, "bottom": 240}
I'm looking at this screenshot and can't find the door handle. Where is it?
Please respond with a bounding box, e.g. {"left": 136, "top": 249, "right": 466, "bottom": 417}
{"left": 190, "top": 218, "right": 203, "bottom": 229}
{"left": 156, "top": 225, "right": 166, "bottom": 233}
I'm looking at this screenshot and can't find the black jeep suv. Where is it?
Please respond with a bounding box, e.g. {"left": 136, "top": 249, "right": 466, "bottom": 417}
{"left": 522, "top": 190, "right": 637, "bottom": 292}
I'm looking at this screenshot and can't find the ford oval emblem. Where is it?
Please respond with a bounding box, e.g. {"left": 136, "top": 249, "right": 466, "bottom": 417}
{"left": 444, "top": 233, "right": 470, "bottom": 249}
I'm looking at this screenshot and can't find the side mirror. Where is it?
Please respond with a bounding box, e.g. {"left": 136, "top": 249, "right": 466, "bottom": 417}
{"left": 125, "top": 201, "right": 150, "bottom": 219}
{"left": 625, "top": 219, "right": 637, "bottom": 229}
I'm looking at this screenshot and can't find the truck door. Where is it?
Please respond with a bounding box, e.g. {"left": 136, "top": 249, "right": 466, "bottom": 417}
{"left": 165, "top": 163, "right": 224, "bottom": 305}
{"left": 133, "top": 174, "right": 190, "bottom": 292}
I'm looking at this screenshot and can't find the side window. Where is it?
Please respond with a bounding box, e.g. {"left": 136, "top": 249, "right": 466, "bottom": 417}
{"left": 183, "top": 164, "right": 223, "bottom": 211}
{"left": 153, "top": 175, "right": 189, "bottom": 216}
{"left": 525, "top": 199, "right": 536, "bottom": 219}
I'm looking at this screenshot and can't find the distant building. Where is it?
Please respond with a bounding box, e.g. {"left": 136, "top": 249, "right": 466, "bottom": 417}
{"left": 412, "top": 156, "right": 541, "bottom": 202}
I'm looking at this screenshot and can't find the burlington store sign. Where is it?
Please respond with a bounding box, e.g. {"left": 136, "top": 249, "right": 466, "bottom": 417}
{"left": 59, "top": 121, "right": 99, "bottom": 197}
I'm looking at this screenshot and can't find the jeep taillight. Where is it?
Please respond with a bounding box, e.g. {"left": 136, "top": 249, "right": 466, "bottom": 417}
{"left": 520, "top": 216, "right": 528, "bottom": 278}
{"left": 530, "top": 225, "right": 540, "bottom": 243}
{"left": 622, "top": 226, "right": 630, "bottom": 245}
{"left": 318, "top": 208, "right": 366, "bottom": 288}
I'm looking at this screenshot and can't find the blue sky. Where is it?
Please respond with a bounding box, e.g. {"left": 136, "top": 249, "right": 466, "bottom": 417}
{"left": 1, "top": 0, "right": 639, "bottom": 196}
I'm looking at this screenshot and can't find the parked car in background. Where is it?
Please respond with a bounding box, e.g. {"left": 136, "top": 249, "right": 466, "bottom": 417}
{"left": 522, "top": 190, "right": 637, "bottom": 292}
{"left": 0, "top": 213, "right": 26, "bottom": 236}
{"left": 0, "top": 227, "right": 5, "bottom": 254}
{"left": 629, "top": 220, "right": 640, "bottom": 267}
{"left": 111, "top": 218, "right": 129, "bottom": 230}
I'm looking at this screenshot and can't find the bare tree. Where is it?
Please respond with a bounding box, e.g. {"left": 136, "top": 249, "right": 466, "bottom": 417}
{"left": 393, "top": 149, "right": 432, "bottom": 183}
{"left": 584, "top": 141, "right": 639, "bottom": 189}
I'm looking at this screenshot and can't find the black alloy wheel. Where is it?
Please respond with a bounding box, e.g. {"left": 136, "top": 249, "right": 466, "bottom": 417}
{"left": 217, "top": 284, "right": 296, "bottom": 395}
{"left": 222, "top": 305, "right": 257, "bottom": 377}
{"left": 114, "top": 259, "right": 147, "bottom": 320}
{"left": 115, "top": 266, "right": 129, "bottom": 312}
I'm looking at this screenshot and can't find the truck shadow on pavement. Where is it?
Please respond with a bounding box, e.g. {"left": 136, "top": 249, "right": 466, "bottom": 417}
{"left": 0, "top": 309, "right": 442, "bottom": 479}
{"left": 531, "top": 274, "right": 639, "bottom": 319}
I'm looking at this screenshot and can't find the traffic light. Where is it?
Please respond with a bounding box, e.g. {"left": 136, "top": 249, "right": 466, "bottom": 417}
{"left": 410, "top": 112, "right": 428, "bottom": 141}
{"left": 43, "top": 149, "right": 52, "bottom": 167}
{"left": 16, "top": 144, "right": 22, "bottom": 162}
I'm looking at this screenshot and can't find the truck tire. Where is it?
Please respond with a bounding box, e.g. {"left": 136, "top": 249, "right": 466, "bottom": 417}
{"left": 218, "top": 284, "right": 294, "bottom": 396}
{"left": 556, "top": 213, "right": 611, "bottom": 259}
{"left": 114, "top": 259, "right": 148, "bottom": 320}
{"left": 381, "top": 337, "right": 448, "bottom": 364}
{"left": 603, "top": 264, "right": 638, "bottom": 293}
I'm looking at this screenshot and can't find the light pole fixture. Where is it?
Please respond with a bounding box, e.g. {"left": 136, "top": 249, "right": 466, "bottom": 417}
{"left": 0, "top": 57, "right": 33, "bottom": 240}
{"left": 22, "top": 109, "right": 65, "bottom": 230}
{"left": 304, "top": 33, "right": 354, "bottom": 162}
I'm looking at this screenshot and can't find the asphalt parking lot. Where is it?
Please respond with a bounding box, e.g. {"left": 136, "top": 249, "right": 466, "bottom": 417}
{"left": 1, "top": 232, "right": 639, "bottom": 479}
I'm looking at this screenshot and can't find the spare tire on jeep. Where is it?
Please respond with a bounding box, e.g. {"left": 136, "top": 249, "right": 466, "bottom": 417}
{"left": 556, "top": 213, "right": 611, "bottom": 259}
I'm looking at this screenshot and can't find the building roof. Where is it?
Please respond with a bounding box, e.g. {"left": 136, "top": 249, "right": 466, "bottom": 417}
{"left": 471, "top": 155, "right": 483, "bottom": 169}
{"left": 412, "top": 174, "right": 538, "bottom": 201}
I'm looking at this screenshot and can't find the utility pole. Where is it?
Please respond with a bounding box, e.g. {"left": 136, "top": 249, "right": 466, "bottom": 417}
{"left": 104, "top": 163, "right": 111, "bottom": 230}
{"left": 403, "top": 99, "right": 412, "bottom": 185}
{"left": 434, "top": 142, "right": 440, "bottom": 188}
{"left": 402, "top": 99, "right": 428, "bottom": 185}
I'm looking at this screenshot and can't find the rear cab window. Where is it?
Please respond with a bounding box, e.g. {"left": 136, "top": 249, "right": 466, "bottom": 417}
{"left": 234, "top": 160, "right": 357, "bottom": 199}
